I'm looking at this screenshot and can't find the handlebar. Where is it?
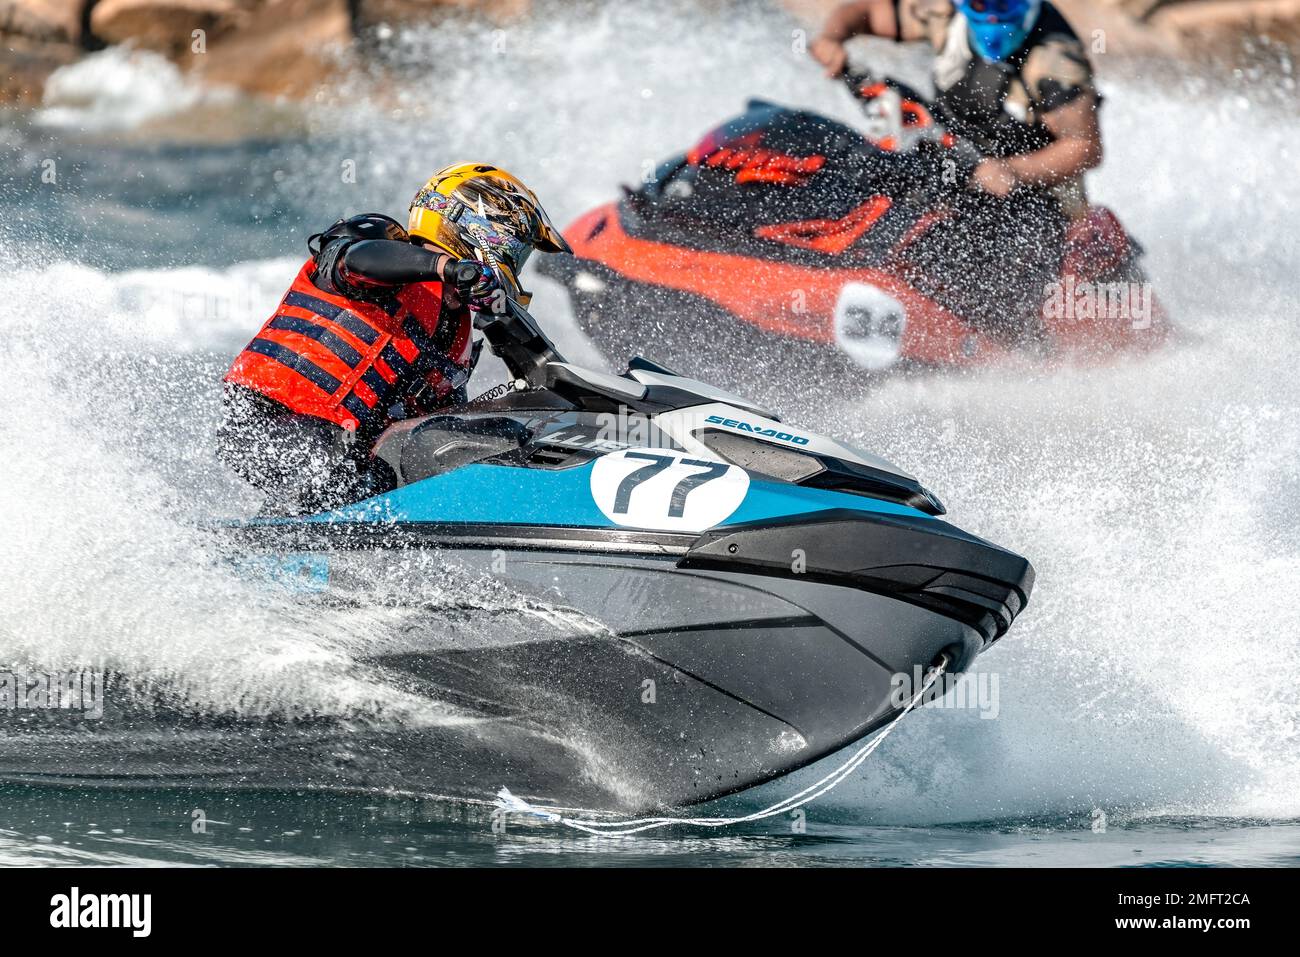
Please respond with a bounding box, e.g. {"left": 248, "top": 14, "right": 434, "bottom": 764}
{"left": 841, "top": 70, "right": 878, "bottom": 98}
{"left": 443, "top": 258, "right": 485, "bottom": 287}
{"left": 445, "top": 256, "right": 566, "bottom": 388}
{"left": 841, "top": 68, "right": 985, "bottom": 188}
{"left": 473, "top": 295, "right": 566, "bottom": 389}
{"left": 841, "top": 71, "right": 930, "bottom": 108}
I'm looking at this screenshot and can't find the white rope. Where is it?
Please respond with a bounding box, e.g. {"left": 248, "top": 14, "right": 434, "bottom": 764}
{"left": 494, "top": 659, "right": 946, "bottom": 837}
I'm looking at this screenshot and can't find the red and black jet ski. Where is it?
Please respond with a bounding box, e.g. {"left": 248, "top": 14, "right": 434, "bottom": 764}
{"left": 542, "top": 74, "right": 1170, "bottom": 384}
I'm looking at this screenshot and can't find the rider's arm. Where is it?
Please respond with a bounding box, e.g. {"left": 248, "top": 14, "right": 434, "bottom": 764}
{"left": 1004, "top": 96, "right": 1103, "bottom": 188}
{"left": 971, "top": 98, "right": 1101, "bottom": 196}
{"left": 820, "top": 0, "right": 899, "bottom": 41}
{"left": 971, "top": 36, "right": 1102, "bottom": 197}
{"left": 810, "top": 0, "right": 900, "bottom": 75}
{"left": 335, "top": 239, "right": 453, "bottom": 290}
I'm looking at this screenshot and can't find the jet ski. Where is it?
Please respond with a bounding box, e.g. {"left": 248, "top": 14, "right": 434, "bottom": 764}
{"left": 221, "top": 299, "right": 1035, "bottom": 813}
{"left": 542, "top": 73, "right": 1171, "bottom": 383}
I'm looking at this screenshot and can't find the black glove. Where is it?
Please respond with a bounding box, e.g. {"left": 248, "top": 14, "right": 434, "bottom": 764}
{"left": 444, "top": 259, "right": 504, "bottom": 313}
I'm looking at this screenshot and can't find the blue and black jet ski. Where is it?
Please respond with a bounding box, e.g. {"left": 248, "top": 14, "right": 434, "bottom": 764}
{"left": 220, "top": 300, "right": 1035, "bottom": 812}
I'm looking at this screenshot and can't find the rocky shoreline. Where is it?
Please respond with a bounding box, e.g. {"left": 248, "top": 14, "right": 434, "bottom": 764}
{"left": 2, "top": 0, "right": 1297, "bottom": 107}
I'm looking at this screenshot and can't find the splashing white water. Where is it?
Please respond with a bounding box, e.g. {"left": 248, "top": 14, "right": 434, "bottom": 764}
{"left": 36, "top": 46, "right": 235, "bottom": 132}
{"left": 0, "top": 258, "right": 294, "bottom": 350}
{"left": 0, "top": 248, "right": 555, "bottom": 726}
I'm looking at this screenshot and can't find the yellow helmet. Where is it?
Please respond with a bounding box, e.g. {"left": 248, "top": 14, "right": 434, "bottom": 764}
{"left": 408, "top": 163, "right": 571, "bottom": 305}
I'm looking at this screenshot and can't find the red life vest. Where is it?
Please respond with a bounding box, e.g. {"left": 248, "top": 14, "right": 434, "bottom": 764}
{"left": 225, "top": 261, "right": 474, "bottom": 433}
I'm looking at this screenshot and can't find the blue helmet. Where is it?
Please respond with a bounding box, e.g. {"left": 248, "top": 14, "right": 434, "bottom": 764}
{"left": 953, "top": 0, "right": 1042, "bottom": 63}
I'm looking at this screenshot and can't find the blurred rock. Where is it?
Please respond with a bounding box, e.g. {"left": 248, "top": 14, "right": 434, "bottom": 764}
{"left": 1113, "top": 0, "right": 1170, "bottom": 20}
{"left": 0, "top": 1, "right": 83, "bottom": 104}
{"left": 0, "top": 0, "right": 83, "bottom": 43}
{"left": 188, "top": 0, "right": 352, "bottom": 98}
{"left": 4, "top": 1, "right": 1298, "bottom": 111}
{"left": 1052, "top": 0, "right": 1186, "bottom": 55}
{"left": 355, "top": 0, "right": 529, "bottom": 31}
{"left": 1151, "top": 0, "right": 1300, "bottom": 52}
{"left": 89, "top": 0, "right": 249, "bottom": 54}
{"left": 0, "top": 31, "right": 78, "bottom": 103}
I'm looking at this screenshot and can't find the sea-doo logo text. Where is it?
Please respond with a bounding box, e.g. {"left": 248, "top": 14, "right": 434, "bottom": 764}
{"left": 704, "top": 415, "right": 809, "bottom": 445}
{"left": 50, "top": 887, "right": 151, "bottom": 937}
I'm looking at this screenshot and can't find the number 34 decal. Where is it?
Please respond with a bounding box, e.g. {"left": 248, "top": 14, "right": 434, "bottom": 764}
{"left": 590, "top": 448, "right": 750, "bottom": 532}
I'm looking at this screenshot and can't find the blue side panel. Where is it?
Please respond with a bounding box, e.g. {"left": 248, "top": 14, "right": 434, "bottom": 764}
{"left": 726, "top": 481, "right": 931, "bottom": 524}
{"left": 312, "top": 463, "right": 613, "bottom": 527}
{"left": 303, "top": 462, "right": 933, "bottom": 527}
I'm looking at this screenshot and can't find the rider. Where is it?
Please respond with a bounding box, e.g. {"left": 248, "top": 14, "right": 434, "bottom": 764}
{"left": 810, "top": 0, "right": 1102, "bottom": 337}
{"left": 217, "top": 162, "right": 572, "bottom": 515}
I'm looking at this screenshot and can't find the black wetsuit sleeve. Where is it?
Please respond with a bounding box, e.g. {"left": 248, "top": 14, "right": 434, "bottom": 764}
{"left": 337, "top": 240, "right": 445, "bottom": 288}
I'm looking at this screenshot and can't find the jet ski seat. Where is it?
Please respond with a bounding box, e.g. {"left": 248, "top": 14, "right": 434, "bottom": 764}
{"left": 373, "top": 415, "right": 531, "bottom": 487}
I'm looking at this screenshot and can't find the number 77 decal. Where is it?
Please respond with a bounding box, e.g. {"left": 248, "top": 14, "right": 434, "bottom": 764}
{"left": 592, "top": 448, "right": 750, "bottom": 532}
{"left": 613, "top": 454, "right": 731, "bottom": 517}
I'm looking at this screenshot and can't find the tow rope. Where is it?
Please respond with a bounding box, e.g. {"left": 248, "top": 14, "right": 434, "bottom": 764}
{"left": 494, "top": 657, "right": 947, "bottom": 837}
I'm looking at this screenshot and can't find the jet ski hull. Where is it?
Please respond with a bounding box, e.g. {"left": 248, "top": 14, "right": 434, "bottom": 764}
{"left": 0, "top": 349, "right": 1033, "bottom": 814}
{"left": 202, "top": 498, "right": 1030, "bottom": 812}
{"left": 0, "top": 499, "right": 1026, "bottom": 814}
{"left": 199, "top": 392, "right": 1032, "bottom": 812}
{"left": 0, "top": 556, "right": 967, "bottom": 814}
{"left": 213, "top": 529, "right": 991, "bottom": 811}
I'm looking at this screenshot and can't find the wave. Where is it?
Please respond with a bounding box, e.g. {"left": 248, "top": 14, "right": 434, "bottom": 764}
{"left": 36, "top": 46, "right": 236, "bottom": 132}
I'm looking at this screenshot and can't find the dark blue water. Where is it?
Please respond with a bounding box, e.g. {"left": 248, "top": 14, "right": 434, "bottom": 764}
{"left": 2, "top": 786, "right": 1297, "bottom": 867}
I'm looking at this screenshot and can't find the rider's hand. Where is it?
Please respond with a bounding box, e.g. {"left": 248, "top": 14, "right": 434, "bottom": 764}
{"left": 970, "top": 158, "right": 1019, "bottom": 198}
{"left": 809, "top": 36, "right": 848, "bottom": 77}
{"left": 444, "top": 258, "right": 504, "bottom": 313}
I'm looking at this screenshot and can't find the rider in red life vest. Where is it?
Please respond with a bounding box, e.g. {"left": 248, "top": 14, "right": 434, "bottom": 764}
{"left": 218, "top": 163, "right": 572, "bottom": 515}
